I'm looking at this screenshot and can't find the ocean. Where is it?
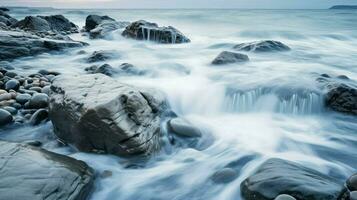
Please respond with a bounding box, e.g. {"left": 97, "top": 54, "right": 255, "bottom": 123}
{"left": 2, "top": 7, "right": 357, "bottom": 200}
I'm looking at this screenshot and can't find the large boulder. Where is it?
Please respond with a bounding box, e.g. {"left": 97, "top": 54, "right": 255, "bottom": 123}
{"left": 0, "top": 140, "right": 94, "bottom": 200}
{"left": 325, "top": 84, "right": 357, "bottom": 115}
{"left": 0, "top": 10, "right": 17, "bottom": 26}
{"left": 0, "top": 30, "right": 86, "bottom": 60}
{"left": 49, "top": 74, "right": 168, "bottom": 156}
{"left": 211, "top": 51, "right": 249, "bottom": 65}
{"left": 85, "top": 15, "right": 115, "bottom": 31}
{"left": 122, "top": 20, "right": 190, "bottom": 44}
{"left": 12, "top": 16, "right": 51, "bottom": 32}
{"left": 234, "top": 40, "right": 290, "bottom": 53}
{"left": 240, "top": 158, "right": 344, "bottom": 200}
{"left": 39, "top": 15, "right": 78, "bottom": 33}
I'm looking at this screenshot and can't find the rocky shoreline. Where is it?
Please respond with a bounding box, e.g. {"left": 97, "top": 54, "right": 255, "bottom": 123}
{"left": 0, "top": 7, "right": 356, "bottom": 200}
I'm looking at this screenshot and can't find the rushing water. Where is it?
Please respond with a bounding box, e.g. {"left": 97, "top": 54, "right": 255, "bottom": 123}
{"left": 2, "top": 8, "right": 357, "bottom": 200}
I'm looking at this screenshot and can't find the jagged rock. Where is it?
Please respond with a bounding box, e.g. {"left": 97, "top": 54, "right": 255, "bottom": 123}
{"left": 0, "top": 30, "right": 86, "bottom": 60}
{"left": 89, "top": 21, "right": 129, "bottom": 39}
{"left": 234, "top": 40, "right": 290, "bottom": 52}
{"left": 211, "top": 51, "right": 249, "bottom": 65}
{"left": 0, "top": 10, "right": 17, "bottom": 26}
{"left": 49, "top": 74, "right": 169, "bottom": 156}
{"left": 325, "top": 84, "right": 357, "bottom": 115}
{"left": 240, "top": 158, "right": 344, "bottom": 200}
{"left": 12, "top": 16, "right": 51, "bottom": 32}
{"left": 38, "top": 15, "right": 78, "bottom": 33}
{"left": 85, "top": 15, "right": 115, "bottom": 31}
{"left": 122, "top": 20, "right": 190, "bottom": 44}
{"left": 0, "top": 140, "right": 94, "bottom": 200}
{"left": 86, "top": 50, "right": 120, "bottom": 63}
{"left": 85, "top": 63, "right": 115, "bottom": 76}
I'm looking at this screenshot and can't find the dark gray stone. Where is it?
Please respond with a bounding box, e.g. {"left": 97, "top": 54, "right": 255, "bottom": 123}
{"left": 325, "top": 84, "right": 357, "bottom": 115}
{"left": 0, "top": 140, "right": 94, "bottom": 200}
{"left": 12, "top": 16, "right": 51, "bottom": 32}
{"left": 38, "top": 15, "right": 78, "bottom": 33}
{"left": 240, "top": 158, "right": 344, "bottom": 200}
{"left": 211, "top": 168, "right": 238, "bottom": 184}
{"left": 16, "top": 93, "right": 32, "bottom": 104}
{"left": 5, "top": 79, "right": 20, "bottom": 91}
{"left": 86, "top": 50, "right": 119, "bottom": 63}
{"left": 347, "top": 174, "right": 357, "bottom": 191}
{"left": 0, "top": 30, "right": 86, "bottom": 60}
{"left": 0, "top": 10, "right": 17, "bottom": 26}
{"left": 2, "top": 106, "right": 17, "bottom": 115}
{"left": 234, "top": 40, "right": 290, "bottom": 52}
{"left": 85, "top": 63, "right": 115, "bottom": 76}
{"left": 212, "top": 51, "right": 249, "bottom": 65}
{"left": 85, "top": 15, "right": 115, "bottom": 31}
{"left": 168, "top": 118, "right": 202, "bottom": 137}
{"left": 122, "top": 20, "right": 190, "bottom": 44}
{"left": 0, "top": 108, "right": 12, "bottom": 126}
{"left": 28, "top": 93, "right": 49, "bottom": 109}
{"left": 49, "top": 74, "right": 168, "bottom": 156}
{"left": 29, "top": 108, "right": 48, "bottom": 125}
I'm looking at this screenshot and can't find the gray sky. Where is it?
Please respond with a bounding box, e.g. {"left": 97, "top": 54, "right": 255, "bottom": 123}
{"left": 1, "top": 0, "right": 357, "bottom": 9}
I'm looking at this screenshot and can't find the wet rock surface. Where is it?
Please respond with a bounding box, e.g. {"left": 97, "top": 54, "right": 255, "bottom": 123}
{"left": 86, "top": 50, "right": 120, "bottom": 63}
{"left": 0, "top": 140, "right": 94, "bottom": 200}
{"left": 49, "top": 74, "right": 169, "bottom": 156}
{"left": 85, "top": 15, "right": 115, "bottom": 31}
{"left": 240, "top": 158, "right": 344, "bottom": 200}
{"left": 325, "top": 84, "right": 357, "bottom": 115}
{"left": 212, "top": 51, "right": 249, "bottom": 65}
{"left": 234, "top": 40, "right": 290, "bottom": 52}
{"left": 0, "top": 30, "right": 86, "bottom": 60}
{"left": 0, "top": 10, "right": 17, "bottom": 26}
{"left": 168, "top": 118, "right": 202, "bottom": 137}
{"left": 122, "top": 20, "right": 190, "bottom": 44}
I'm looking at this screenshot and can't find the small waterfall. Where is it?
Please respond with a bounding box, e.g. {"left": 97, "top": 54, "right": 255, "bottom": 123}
{"left": 224, "top": 88, "right": 324, "bottom": 115}
{"left": 140, "top": 26, "right": 179, "bottom": 43}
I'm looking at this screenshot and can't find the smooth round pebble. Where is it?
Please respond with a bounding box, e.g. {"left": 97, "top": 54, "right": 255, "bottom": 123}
{"left": 2, "top": 106, "right": 17, "bottom": 115}
{"left": 5, "top": 79, "right": 20, "bottom": 91}
{"left": 0, "top": 93, "right": 12, "bottom": 101}
{"left": 29, "top": 87, "right": 42, "bottom": 93}
{"left": 211, "top": 168, "right": 238, "bottom": 184}
{"left": 350, "top": 191, "right": 357, "bottom": 200}
{"left": 41, "top": 86, "right": 51, "bottom": 95}
{"left": 168, "top": 118, "right": 202, "bottom": 137}
{"left": 5, "top": 71, "right": 17, "bottom": 78}
{"left": 16, "top": 93, "right": 32, "bottom": 105}
{"left": 0, "top": 109, "right": 13, "bottom": 126}
{"left": 28, "top": 93, "right": 49, "bottom": 109}
{"left": 347, "top": 174, "right": 357, "bottom": 191}
{"left": 274, "top": 194, "right": 297, "bottom": 200}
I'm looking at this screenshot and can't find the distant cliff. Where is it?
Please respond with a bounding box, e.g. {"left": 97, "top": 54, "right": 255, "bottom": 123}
{"left": 330, "top": 5, "right": 357, "bottom": 9}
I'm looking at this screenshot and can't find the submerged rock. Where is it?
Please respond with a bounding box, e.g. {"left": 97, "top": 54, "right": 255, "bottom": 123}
{"left": 89, "top": 21, "right": 129, "bottom": 39}
{"left": 211, "top": 168, "right": 238, "bottom": 184}
{"left": 211, "top": 51, "right": 249, "bottom": 65}
{"left": 234, "top": 40, "right": 290, "bottom": 52}
{"left": 0, "top": 140, "right": 94, "bottom": 200}
{"left": 86, "top": 50, "right": 120, "bottom": 63}
{"left": 168, "top": 118, "right": 202, "bottom": 137}
{"left": 240, "top": 158, "right": 344, "bottom": 200}
{"left": 85, "top": 63, "right": 115, "bottom": 76}
{"left": 122, "top": 20, "right": 190, "bottom": 44}
{"left": 0, "top": 30, "right": 86, "bottom": 60}
{"left": 325, "top": 84, "right": 357, "bottom": 115}
{"left": 85, "top": 15, "right": 115, "bottom": 31}
{"left": 49, "top": 74, "right": 168, "bottom": 156}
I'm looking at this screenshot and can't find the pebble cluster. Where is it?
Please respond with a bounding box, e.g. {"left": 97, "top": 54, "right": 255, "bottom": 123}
{"left": 0, "top": 68, "right": 60, "bottom": 127}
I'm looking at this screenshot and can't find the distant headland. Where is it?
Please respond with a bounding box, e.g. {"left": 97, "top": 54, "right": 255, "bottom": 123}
{"left": 330, "top": 5, "right": 357, "bottom": 9}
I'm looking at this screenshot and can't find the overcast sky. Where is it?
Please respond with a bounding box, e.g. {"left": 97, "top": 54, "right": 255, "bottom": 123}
{"left": 1, "top": 0, "right": 357, "bottom": 9}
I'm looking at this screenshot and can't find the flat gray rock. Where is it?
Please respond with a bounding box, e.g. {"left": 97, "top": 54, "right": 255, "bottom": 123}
{"left": 49, "top": 74, "right": 168, "bottom": 156}
{"left": 0, "top": 140, "right": 94, "bottom": 200}
{"left": 212, "top": 51, "right": 249, "bottom": 65}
